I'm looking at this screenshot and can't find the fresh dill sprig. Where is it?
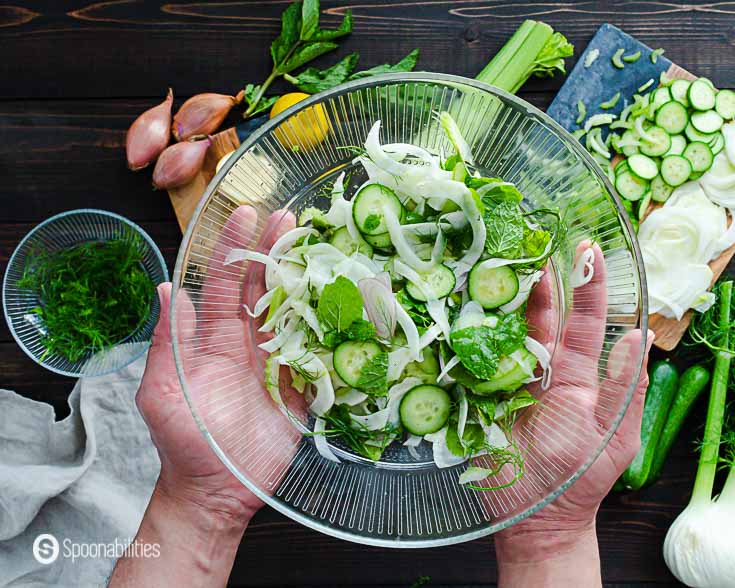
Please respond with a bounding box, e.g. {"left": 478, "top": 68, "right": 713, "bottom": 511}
{"left": 306, "top": 405, "right": 396, "bottom": 460}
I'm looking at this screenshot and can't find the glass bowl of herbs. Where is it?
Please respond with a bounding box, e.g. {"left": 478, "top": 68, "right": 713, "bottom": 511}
{"left": 3, "top": 209, "right": 168, "bottom": 377}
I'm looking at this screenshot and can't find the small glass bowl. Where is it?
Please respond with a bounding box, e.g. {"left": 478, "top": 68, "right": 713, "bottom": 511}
{"left": 3, "top": 209, "right": 169, "bottom": 377}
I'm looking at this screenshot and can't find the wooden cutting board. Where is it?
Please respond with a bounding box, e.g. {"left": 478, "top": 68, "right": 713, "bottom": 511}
{"left": 548, "top": 23, "right": 735, "bottom": 351}
{"left": 168, "top": 23, "right": 734, "bottom": 351}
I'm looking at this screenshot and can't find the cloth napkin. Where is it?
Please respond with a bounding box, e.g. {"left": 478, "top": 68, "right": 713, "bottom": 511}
{"left": 0, "top": 354, "right": 160, "bottom": 587}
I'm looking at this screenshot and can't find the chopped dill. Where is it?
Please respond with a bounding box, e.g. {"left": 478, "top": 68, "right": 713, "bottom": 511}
{"left": 17, "top": 236, "right": 156, "bottom": 362}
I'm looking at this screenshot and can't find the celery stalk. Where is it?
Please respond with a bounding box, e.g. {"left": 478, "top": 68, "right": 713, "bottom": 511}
{"left": 475, "top": 20, "right": 573, "bottom": 94}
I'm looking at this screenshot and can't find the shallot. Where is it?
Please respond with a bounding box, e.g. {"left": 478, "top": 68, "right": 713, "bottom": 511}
{"left": 173, "top": 91, "right": 244, "bottom": 141}
{"left": 152, "top": 137, "right": 211, "bottom": 190}
{"left": 126, "top": 88, "right": 173, "bottom": 170}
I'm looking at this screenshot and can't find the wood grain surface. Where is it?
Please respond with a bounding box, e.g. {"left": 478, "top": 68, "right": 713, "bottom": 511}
{"left": 2, "top": 2, "right": 734, "bottom": 587}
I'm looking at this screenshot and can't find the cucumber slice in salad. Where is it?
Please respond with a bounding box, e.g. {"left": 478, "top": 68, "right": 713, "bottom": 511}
{"left": 333, "top": 340, "right": 383, "bottom": 388}
{"left": 405, "top": 264, "right": 457, "bottom": 301}
{"left": 472, "top": 348, "right": 537, "bottom": 394}
{"left": 403, "top": 348, "right": 440, "bottom": 385}
{"left": 665, "top": 134, "right": 687, "bottom": 156}
{"left": 399, "top": 385, "right": 452, "bottom": 435}
{"left": 329, "top": 226, "right": 374, "bottom": 256}
{"left": 468, "top": 264, "right": 519, "bottom": 309}
{"left": 362, "top": 231, "right": 393, "bottom": 250}
{"left": 352, "top": 184, "right": 404, "bottom": 236}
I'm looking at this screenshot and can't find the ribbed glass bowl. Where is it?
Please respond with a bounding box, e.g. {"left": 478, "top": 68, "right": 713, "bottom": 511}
{"left": 3, "top": 209, "right": 168, "bottom": 377}
{"left": 171, "top": 73, "right": 647, "bottom": 547}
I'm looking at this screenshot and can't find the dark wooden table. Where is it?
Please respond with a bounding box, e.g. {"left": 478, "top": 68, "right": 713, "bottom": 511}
{"left": 2, "top": 2, "right": 733, "bottom": 586}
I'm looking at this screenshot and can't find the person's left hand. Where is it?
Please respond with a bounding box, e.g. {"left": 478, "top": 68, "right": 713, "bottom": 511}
{"left": 135, "top": 206, "right": 301, "bottom": 525}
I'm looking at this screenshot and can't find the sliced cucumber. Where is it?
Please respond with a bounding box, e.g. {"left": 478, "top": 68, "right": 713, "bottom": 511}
{"left": 615, "top": 170, "right": 650, "bottom": 201}
{"left": 682, "top": 141, "right": 714, "bottom": 174}
{"left": 333, "top": 340, "right": 383, "bottom": 388}
{"left": 651, "top": 175, "right": 674, "bottom": 202}
{"left": 403, "top": 348, "right": 440, "bottom": 385}
{"left": 670, "top": 80, "right": 691, "bottom": 106}
{"left": 710, "top": 132, "right": 725, "bottom": 156}
{"left": 352, "top": 184, "right": 404, "bottom": 236}
{"left": 715, "top": 89, "right": 735, "bottom": 120}
{"left": 628, "top": 153, "right": 659, "bottom": 180}
{"left": 615, "top": 159, "right": 631, "bottom": 175}
{"left": 665, "top": 134, "right": 687, "bottom": 156}
{"left": 660, "top": 155, "right": 692, "bottom": 187}
{"left": 688, "top": 79, "right": 716, "bottom": 111}
{"left": 638, "top": 191, "right": 653, "bottom": 221}
{"left": 651, "top": 87, "right": 673, "bottom": 113}
{"left": 639, "top": 125, "right": 671, "bottom": 157}
{"left": 399, "top": 385, "right": 452, "bottom": 435}
{"left": 329, "top": 226, "right": 374, "bottom": 257}
{"left": 655, "top": 101, "right": 688, "bottom": 135}
{"left": 620, "top": 129, "right": 641, "bottom": 157}
{"left": 472, "top": 349, "right": 538, "bottom": 394}
{"left": 468, "top": 264, "right": 519, "bottom": 309}
{"left": 685, "top": 122, "right": 717, "bottom": 144}
{"left": 363, "top": 231, "right": 392, "bottom": 250}
{"left": 691, "top": 110, "right": 724, "bottom": 134}
{"left": 405, "top": 264, "right": 456, "bottom": 301}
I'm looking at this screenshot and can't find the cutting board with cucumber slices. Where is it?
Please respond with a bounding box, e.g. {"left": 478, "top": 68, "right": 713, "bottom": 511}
{"left": 548, "top": 23, "right": 735, "bottom": 351}
{"left": 167, "top": 22, "right": 733, "bottom": 351}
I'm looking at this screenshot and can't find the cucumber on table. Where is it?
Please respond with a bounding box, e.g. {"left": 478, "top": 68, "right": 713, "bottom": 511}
{"left": 628, "top": 153, "right": 659, "bottom": 180}
{"left": 715, "top": 89, "right": 735, "bottom": 119}
{"left": 682, "top": 141, "right": 714, "bottom": 174}
{"left": 688, "top": 79, "right": 716, "bottom": 111}
{"left": 655, "top": 101, "right": 688, "bottom": 135}
{"left": 660, "top": 154, "right": 692, "bottom": 187}
{"left": 468, "top": 263, "right": 519, "bottom": 309}
{"left": 651, "top": 175, "right": 674, "bottom": 203}
{"left": 621, "top": 360, "right": 679, "bottom": 491}
{"left": 640, "top": 126, "right": 671, "bottom": 157}
{"left": 615, "top": 169, "right": 649, "bottom": 201}
{"left": 646, "top": 365, "right": 710, "bottom": 486}
{"left": 399, "top": 384, "right": 452, "bottom": 435}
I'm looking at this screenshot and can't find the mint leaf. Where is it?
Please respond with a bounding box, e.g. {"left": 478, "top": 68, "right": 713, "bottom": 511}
{"left": 363, "top": 213, "right": 381, "bottom": 233}
{"left": 494, "top": 312, "right": 527, "bottom": 356}
{"left": 504, "top": 389, "right": 538, "bottom": 414}
{"left": 271, "top": 2, "right": 302, "bottom": 65}
{"left": 467, "top": 394, "right": 497, "bottom": 425}
{"left": 288, "top": 53, "right": 359, "bottom": 94}
{"left": 243, "top": 84, "right": 278, "bottom": 117}
{"left": 322, "top": 319, "right": 375, "bottom": 348}
{"left": 347, "top": 48, "right": 420, "bottom": 80}
{"left": 396, "top": 289, "right": 433, "bottom": 329}
{"left": 317, "top": 276, "right": 363, "bottom": 331}
{"left": 483, "top": 200, "right": 524, "bottom": 258}
{"left": 310, "top": 9, "right": 352, "bottom": 41}
{"left": 446, "top": 422, "right": 486, "bottom": 456}
{"left": 300, "top": 0, "right": 320, "bottom": 40}
{"left": 450, "top": 326, "right": 500, "bottom": 380}
{"left": 356, "top": 350, "right": 389, "bottom": 395}
{"left": 280, "top": 41, "right": 339, "bottom": 74}
{"left": 478, "top": 181, "right": 524, "bottom": 204}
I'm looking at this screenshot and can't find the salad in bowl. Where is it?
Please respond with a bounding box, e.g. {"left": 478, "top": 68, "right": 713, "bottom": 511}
{"left": 226, "top": 112, "right": 571, "bottom": 488}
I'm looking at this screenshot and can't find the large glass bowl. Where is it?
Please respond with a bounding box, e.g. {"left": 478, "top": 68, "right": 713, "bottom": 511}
{"left": 171, "top": 73, "right": 647, "bottom": 547}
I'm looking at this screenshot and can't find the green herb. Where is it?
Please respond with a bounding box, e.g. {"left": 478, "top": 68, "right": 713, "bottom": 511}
{"left": 363, "top": 214, "right": 382, "bottom": 233}
{"left": 312, "top": 404, "right": 395, "bottom": 460}
{"left": 346, "top": 48, "right": 419, "bottom": 80}
{"left": 243, "top": 0, "right": 353, "bottom": 118}
{"left": 651, "top": 48, "right": 665, "bottom": 64}
{"left": 284, "top": 52, "right": 359, "bottom": 94}
{"left": 576, "top": 99, "right": 587, "bottom": 124}
{"left": 447, "top": 422, "right": 487, "bottom": 456}
{"left": 611, "top": 47, "right": 626, "bottom": 69}
{"left": 600, "top": 92, "right": 621, "bottom": 110}
{"left": 396, "top": 289, "right": 433, "bottom": 330}
{"left": 17, "top": 237, "right": 155, "bottom": 362}
{"left": 322, "top": 318, "right": 376, "bottom": 348}
{"left": 623, "top": 50, "right": 641, "bottom": 63}
{"left": 356, "top": 350, "right": 389, "bottom": 395}
{"left": 409, "top": 576, "right": 431, "bottom": 588}
{"left": 298, "top": 206, "right": 333, "bottom": 230}
{"left": 287, "top": 353, "right": 321, "bottom": 382}
{"left": 316, "top": 275, "right": 363, "bottom": 331}
{"left": 483, "top": 201, "right": 524, "bottom": 258}
{"left": 475, "top": 20, "right": 573, "bottom": 94}
{"left": 504, "top": 389, "right": 538, "bottom": 414}
{"left": 466, "top": 394, "right": 497, "bottom": 425}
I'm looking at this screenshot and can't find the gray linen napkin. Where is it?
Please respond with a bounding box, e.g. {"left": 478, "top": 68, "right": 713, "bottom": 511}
{"left": 0, "top": 354, "right": 160, "bottom": 587}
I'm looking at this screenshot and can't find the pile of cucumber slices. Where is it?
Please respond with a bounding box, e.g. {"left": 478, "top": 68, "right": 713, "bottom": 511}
{"left": 578, "top": 76, "right": 735, "bottom": 228}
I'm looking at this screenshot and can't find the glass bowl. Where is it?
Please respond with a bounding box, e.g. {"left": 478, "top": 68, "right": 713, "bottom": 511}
{"left": 3, "top": 209, "right": 169, "bottom": 377}
{"left": 171, "top": 73, "right": 647, "bottom": 547}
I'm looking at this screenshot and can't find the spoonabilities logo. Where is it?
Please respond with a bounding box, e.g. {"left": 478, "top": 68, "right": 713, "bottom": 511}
{"left": 33, "top": 534, "right": 60, "bottom": 565}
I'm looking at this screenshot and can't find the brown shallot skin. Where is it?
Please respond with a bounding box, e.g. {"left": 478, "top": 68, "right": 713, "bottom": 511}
{"left": 126, "top": 88, "right": 173, "bottom": 170}
{"left": 152, "top": 137, "right": 212, "bottom": 190}
{"left": 173, "top": 90, "right": 245, "bottom": 141}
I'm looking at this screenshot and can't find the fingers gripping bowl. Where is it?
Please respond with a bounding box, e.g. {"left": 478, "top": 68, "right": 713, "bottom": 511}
{"left": 171, "top": 73, "right": 647, "bottom": 546}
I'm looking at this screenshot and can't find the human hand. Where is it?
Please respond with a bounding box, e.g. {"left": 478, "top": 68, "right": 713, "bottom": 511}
{"left": 493, "top": 243, "right": 653, "bottom": 586}
{"left": 135, "top": 205, "right": 301, "bottom": 525}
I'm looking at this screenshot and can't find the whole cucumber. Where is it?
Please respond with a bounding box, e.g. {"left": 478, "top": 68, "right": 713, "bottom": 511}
{"left": 646, "top": 364, "right": 710, "bottom": 486}
{"left": 621, "top": 360, "right": 679, "bottom": 491}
